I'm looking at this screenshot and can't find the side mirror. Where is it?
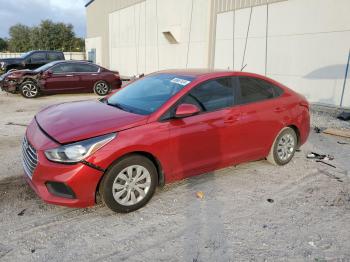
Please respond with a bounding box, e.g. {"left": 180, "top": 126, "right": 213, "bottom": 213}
{"left": 175, "top": 103, "right": 200, "bottom": 118}
{"left": 43, "top": 70, "right": 53, "bottom": 77}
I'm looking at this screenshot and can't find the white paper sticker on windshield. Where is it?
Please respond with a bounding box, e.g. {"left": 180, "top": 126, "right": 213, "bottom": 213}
{"left": 170, "top": 78, "right": 191, "bottom": 86}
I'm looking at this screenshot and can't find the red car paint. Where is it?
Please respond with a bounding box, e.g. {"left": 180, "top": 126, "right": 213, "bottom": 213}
{"left": 24, "top": 70, "right": 310, "bottom": 207}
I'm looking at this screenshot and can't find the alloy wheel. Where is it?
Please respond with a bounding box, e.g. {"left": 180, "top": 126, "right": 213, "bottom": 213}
{"left": 276, "top": 133, "right": 295, "bottom": 161}
{"left": 95, "top": 82, "right": 109, "bottom": 95}
{"left": 22, "top": 83, "right": 38, "bottom": 98}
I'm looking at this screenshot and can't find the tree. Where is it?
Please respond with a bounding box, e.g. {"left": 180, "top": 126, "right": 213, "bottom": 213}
{"left": 8, "top": 24, "right": 31, "bottom": 52}
{"left": 7, "top": 20, "right": 85, "bottom": 52}
{"left": 0, "top": 38, "right": 8, "bottom": 51}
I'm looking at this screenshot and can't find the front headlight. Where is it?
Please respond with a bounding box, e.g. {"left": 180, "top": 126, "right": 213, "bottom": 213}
{"left": 45, "top": 133, "right": 116, "bottom": 163}
{"left": 0, "top": 62, "right": 5, "bottom": 69}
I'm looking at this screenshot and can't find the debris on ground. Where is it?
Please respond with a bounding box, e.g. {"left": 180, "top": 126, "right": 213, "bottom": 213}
{"left": 307, "top": 152, "right": 334, "bottom": 161}
{"left": 267, "top": 198, "right": 274, "bottom": 203}
{"left": 314, "top": 126, "right": 322, "bottom": 133}
{"left": 5, "top": 122, "right": 27, "bottom": 127}
{"left": 308, "top": 241, "right": 317, "bottom": 248}
{"left": 337, "top": 141, "right": 349, "bottom": 145}
{"left": 316, "top": 160, "right": 336, "bottom": 168}
{"left": 323, "top": 128, "right": 350, "bottom": 138}
{"left": 337, "top": 111, "right": 350, "bottom": 121}
{"left": 17, "top": 209, "right": 26, "bottom": 216}
{"left": 196, "top": 191, "right": 204, "bottom": 199}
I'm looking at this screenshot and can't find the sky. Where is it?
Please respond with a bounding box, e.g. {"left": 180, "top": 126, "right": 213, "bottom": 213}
{"left": 0, "top": 0, "right": 89, "bottom": 38}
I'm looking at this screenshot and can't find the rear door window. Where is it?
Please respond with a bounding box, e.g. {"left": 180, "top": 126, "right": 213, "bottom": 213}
{"left": 238, "top": 77, "right": 283, "bottom": 104}
{"left": 73, "top": 64, "right": 99, "bottom": 73}
{"left": 48, "top": 52, "right": 62, "bottom": 61}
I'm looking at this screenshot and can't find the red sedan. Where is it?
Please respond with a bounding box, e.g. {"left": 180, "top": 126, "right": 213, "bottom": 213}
{"left": 0, "top": 60, "right": 121, "bottom": 98}
{"left": 22, "top": 70, "right": 310, "bottom": 212}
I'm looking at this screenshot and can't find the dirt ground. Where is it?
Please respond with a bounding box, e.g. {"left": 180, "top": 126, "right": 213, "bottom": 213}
{"left": 0, "top": 91, "right": 349, "bottom": 261}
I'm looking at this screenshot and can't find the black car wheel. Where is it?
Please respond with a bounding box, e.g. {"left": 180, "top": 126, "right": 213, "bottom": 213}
{"left": 94, "top": 81, "right": 110, "bottom": 96}
{"left": 20, "top": 81, "right": 40, "bottom": 98}
{"left": 99, "top": 155, "right": 158, "bottom": 213}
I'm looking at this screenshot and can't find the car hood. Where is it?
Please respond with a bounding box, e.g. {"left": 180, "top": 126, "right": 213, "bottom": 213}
{"left": 35, "top": 100, "right": 149, "bottom": 144}
{"left": 2, "top": 69, "right": 37, "bottom": 78}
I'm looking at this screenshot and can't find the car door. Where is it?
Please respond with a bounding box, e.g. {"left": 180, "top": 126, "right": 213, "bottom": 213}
{"left": 235, "top": 76, "right": 289, "bottom": 161}
{"left": 73, "top": 63, "right": 100, "bottom": 91}
{"left": 166, "top": 77, "right": 242, "bottom": 180}
{"left": 26, "top": 52, "right": 47, "bottom": 69}
{"left": 43, "top": 63, "right": 81, "bottom": 92}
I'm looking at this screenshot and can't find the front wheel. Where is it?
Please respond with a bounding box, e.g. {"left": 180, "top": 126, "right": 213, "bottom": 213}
{"left": 267, "top": 127, "right": 297, "bottom": 166}
{"left": 94, "top": 81, "right": 110, "bottom": 96}
{"left": 20, "top": 81, "right": 40, "bottom": 98}
{"left": 99, "top": 155, "right": 158, "bottom": 213}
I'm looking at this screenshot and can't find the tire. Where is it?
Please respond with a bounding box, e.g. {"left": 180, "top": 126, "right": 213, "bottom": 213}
{"left": 99, "top": 155, "right": 158, "bottom": 213}
{"left": 267, "top": 127, "right": 297, "bottom": 166}
{"left": 94, "top": 81, "right": 110, "bottom": 96}
{"left": 20, "top": 81, "right": 40, "bottom": 98}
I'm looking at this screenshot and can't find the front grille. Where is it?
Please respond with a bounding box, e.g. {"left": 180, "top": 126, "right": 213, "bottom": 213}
{"left": 22, "top": 136, "right": 38, "bottom": 179}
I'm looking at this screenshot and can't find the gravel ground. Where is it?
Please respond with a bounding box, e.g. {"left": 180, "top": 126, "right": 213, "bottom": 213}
{"left": 311, "top": 104, "right": 350, "bottom": 130}
{"left": 0, "top": 91, "right": 349, "bottom": 261}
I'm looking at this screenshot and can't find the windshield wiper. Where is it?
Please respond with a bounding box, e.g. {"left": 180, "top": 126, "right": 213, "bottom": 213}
{"left": 106, "top": 101, "right": 131, "bottom": 112}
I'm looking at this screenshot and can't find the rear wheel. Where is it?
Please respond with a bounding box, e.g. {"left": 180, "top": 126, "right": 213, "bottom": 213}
{"left": 267, "top": 127, "right": 297, "bottom": 166}
{"left": 99, "top": 155, "right": 158, "bottom": 213}
{"left": 20, "top": 81, "right": 40, "bottom": 98}
{"left": 94, "top": 81, "right": 110, "bottom": 96}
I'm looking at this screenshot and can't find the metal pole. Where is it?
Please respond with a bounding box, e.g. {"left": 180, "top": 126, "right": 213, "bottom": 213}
{"left": 340, "top": 49, "right": 350, "bottom": 107}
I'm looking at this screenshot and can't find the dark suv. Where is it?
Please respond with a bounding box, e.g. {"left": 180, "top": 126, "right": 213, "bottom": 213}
{"left": 0, "top": 50, "right": 65, "bottom": 73}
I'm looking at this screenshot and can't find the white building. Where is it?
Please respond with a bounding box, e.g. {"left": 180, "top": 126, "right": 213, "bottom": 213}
{"left": 85, "top": 0, "right": 350, "bottom": 107}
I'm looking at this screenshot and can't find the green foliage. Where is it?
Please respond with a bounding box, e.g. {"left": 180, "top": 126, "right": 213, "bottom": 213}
{"left": 8, "top": 24, "right": 31, "bottom": 52}
{"left": 0, "top": 38, "right": 8, "bottom": 51}
{"left": 7, "top": 20, "right": 85, "bottom": 52}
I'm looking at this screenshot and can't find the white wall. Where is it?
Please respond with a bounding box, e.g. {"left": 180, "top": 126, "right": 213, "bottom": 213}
{"left": 85, "top": 37, "right": 102, "bottom": 65}
{"left": 214, "top": 0, "right": 350, "bottom": 108}
{"left": 109, "top": 0, "right": 210, "bottom": 76}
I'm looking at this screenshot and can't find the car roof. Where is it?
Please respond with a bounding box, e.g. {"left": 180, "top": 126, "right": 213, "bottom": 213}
{"left": 50, "top": 60, "right": 98, "bottom": 66}
{"left": 156, "top": 69, "right": 231, "bottom": 77}
{"left": 154, "top": 69, "right": 267, "bottom": 79}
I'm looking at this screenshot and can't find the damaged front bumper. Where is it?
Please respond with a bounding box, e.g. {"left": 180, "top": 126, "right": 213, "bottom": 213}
{"left": 0, "top": 78, "right": 18, "bottom": 93}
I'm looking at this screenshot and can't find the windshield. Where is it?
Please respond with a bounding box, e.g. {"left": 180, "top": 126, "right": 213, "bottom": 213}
{"left": 20, "top": 51, "right": 32, "bottom": 58}
{"left": 33, "top": 61, "right": 58, "bottom": 73}
{"left": 107, "top": 73, "right": 195, "bottom": 115}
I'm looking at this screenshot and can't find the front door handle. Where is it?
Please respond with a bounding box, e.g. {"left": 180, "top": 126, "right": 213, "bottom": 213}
{"left": 274, "top": 107, "right": 284, "bottom": 113}
{"left": 224, "top": 115, "right": 240, "bottom": 124}
{"left": 66, "top": 74, "right": 74, "bottom": 77}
